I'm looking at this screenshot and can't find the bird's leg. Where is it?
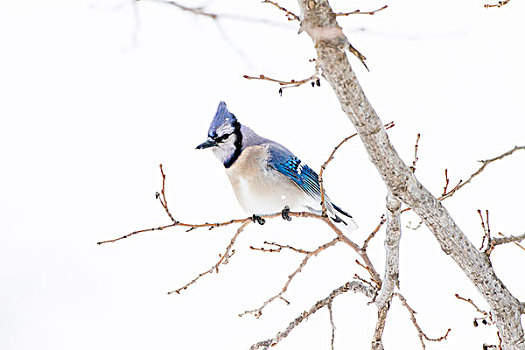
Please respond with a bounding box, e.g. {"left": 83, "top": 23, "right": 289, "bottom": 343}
{"left": 281, "top": 205, "right": 292, "bottom": 221}
{"left": 252, "top": 214, "right": 266, "bottom": 225}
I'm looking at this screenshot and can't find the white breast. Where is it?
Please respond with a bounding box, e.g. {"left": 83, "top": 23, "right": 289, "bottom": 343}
{"left": 225, "top": 145, "right": 314, "bottom": 215}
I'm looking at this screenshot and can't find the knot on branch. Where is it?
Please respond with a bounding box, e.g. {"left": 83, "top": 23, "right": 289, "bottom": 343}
{"left": 386, "top": 196, "right": 401, "bottom": 212}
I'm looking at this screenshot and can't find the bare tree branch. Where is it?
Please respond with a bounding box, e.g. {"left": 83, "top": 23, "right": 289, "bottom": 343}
{"left": 240, "top": 237, "right": 341, "bottom": 318}
{"left": 243, "top": 68, "right": 320, "bottom": 95}
{"left": 262, "top": 0, "right": 300, "bottom": 21}
{"left": 440, "top": 146, "right": 525, "bottom": 201}
{"left": 140, "top": 0, "right": 289, "bottom": 26}
{"left": 250, "top": 241, "right": 310, "bottom": 254}
{"left": 335, "top": 5, "right": 388, "bottom": 17}
{"left": 168, "top": 221, "right": 249, "bottom": 295}
{"left": 249, "top": 281, "right": 376, "bottom": 350}
{"left": 144, "top": 0, "right": 218, "bottom": 19}
{"left": 395, "top": 293, "right": 451, "bottom": 349}
{"left": 296, "top": 1, "right": 524, "bottom": 347}
{"left": 98, "top": 211, "right": 324, "bottom": 245}
{"left": 410, "top": 133, "right": 421, "bottom": 173}
{"left": 319, "top": 122, "right": 395, "bottom": 216}
{"left": 455, "top": 293, "right": 493, "bottom": 326}
{"left": 156, "top": 164, "right": 176, "bottom": 223}
{"left": 371, "top": 296, "right": 391, "bottom": 350}
{"left": 372, "top": 193, "right": 402, "bottom": 349}
{"left": 485, "top": 0, "right": 511, "bottom": 8}
{"left": 489, "top": 232, "right": 525, "bottom": 253}
{"left": 491, "top": 233, "right": 525, "bottom": 247}
{"left": 362, "top": 215, "right": 386, "bottom": 251}
{"left": 376, "top": 193, "right": 402, "bottom": 310}
{"left": 327, "top": 300, "right": 336, "bottom": 350}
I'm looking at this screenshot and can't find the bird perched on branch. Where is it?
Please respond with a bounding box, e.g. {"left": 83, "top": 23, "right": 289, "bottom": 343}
{"left": 196, "top": 101, "right": 357, "bottom": 230}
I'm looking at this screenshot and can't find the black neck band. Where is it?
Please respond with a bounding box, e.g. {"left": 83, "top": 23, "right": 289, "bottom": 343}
{"left": 224, "top": 118, "right": 242, "bottom": 168}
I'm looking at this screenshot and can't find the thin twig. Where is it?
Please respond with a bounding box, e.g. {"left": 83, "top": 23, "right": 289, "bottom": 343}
{"left": 454, "top": 293, "right": 490, "bottom": 317}
{"left": 478, "top": 209, "right": 491, "bottom": 252}
{"left": 240, "top": 237, "right": 341, "bottom": 317}
{"left": 406, "top": 220, "right": 423, "bottom": 230}
{"left": 251, "top": 241, "right": 310, "bottom": 254}
{"left": 145, "top": 0, "right": 218, "bottom": 19}
{"left": 262, "top": 0, "right": 300, "bottom": 21}
{"left": 242, "top": 73, "right": 318, "bottom": 87}
{"left": 354, "top": 259, "right": 380, "bottom": 287}
{"left": 400, "top": 146, "right": 524, "bottom": 214}
{"left": 353, "top": 274, "right": 376, "bottom": 290}
{"left": 97, "top": 210, "right": 361, "bottom": 245}
{"left": 98, "top": 217, "right": 248, "bottom": 245}
{"left": 440, "top": 146, "right": 525, "bottom": 201}
{"left": 442, "top": 169, "right": 451, "bottom": 196}
{"left": 249, "top": 281, "right": 376, "bottom": 350}
{"left": 395, "top": 293, "right": 451, "bottom": 349}
{"left": 168, "top": 221, "right": 249, "bottom": 295}
{"left": 319, "top": 122, "right": 395, "bottom": 216}
{"left": 157, "top": 164, "right": 176, "bottom": 223}
{"left": 410, "top": 133, "right": 421, "bottom": 173}
{"left": 362, "top": 214, "right": 386, "bottom": 250}
{"left": 484, "top": 0, "right": 510, "bottom": 8}
{"left": 141, "top": 0, "right": 289, "bottom": 27}
{"left": 243, "top": 59, "right": 319, "bottom": 95}
{"left": 335, "top": 5, "right": 388, "bottom": 16}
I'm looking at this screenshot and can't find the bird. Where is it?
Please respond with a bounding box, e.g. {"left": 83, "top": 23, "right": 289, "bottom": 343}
{"left": 196, "top": 101, "right": 357, "bottom": 230}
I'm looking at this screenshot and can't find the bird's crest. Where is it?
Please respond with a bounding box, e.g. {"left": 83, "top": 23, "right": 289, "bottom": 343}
{"left": 208, "top": 101, "right": 238, "bottom": 137}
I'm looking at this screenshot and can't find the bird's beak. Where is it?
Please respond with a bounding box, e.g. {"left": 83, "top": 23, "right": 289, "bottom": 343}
{"left": 196, "top": 138, "right": 218, "bottom": 150}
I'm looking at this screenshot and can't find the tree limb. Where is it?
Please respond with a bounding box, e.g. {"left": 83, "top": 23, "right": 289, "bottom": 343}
{"left": 395, "top": 293, "right": 451, "bottom": 348}
{"left": 372, "top": 192, "right": 401, "bottom": 349}
{"left": 249, "top": 281, "right": 375, "bottom": 350}
{"left": 491, "top": 233, "right": 525, "bottom": 247}
{"left": 440, "top": 146, "right": 525, "bottom": 201}
{"left": 296, "top": 0, "right": 524, "bottom": 348}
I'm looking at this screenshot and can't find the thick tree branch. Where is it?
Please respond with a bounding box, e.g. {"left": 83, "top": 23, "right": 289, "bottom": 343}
{"left": 296, "top": 1, "right": 524, "bottom": 348}
{"left": 371, "top": 298, "right": 391, "bottom": 350}
{"left": 376, "top": 193, "right": 401, "bottom": 309}
{"left": 372, "top": 192, "right": 401, "bottom": 349}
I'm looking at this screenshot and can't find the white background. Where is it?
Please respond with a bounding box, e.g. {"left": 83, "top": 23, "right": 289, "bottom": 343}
{"left": 1, "top": 0, "right": 524, "bottom": 349}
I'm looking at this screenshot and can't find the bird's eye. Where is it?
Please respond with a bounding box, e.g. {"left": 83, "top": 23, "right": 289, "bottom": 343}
{"left": 217, "top": 133, "right": 231, "bottom": 142}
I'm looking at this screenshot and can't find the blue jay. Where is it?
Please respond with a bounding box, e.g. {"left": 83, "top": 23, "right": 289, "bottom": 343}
{"left": 196, "top": 101, "right": 357, "bottom": 230}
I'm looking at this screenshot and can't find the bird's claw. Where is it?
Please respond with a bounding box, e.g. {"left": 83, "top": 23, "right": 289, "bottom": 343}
{"left": 281, "top": 206, "right": 292, "bottom": 221}
{"left": 252, "top": 214, "right": 266, "bottom": 225}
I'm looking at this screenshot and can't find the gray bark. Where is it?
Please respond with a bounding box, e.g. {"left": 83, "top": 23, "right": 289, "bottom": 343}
{"left": 296, "top": 0, "right": 524, "bottom": 348}
{"left": 376, "top": 192, "right": 401, "bottom": 310}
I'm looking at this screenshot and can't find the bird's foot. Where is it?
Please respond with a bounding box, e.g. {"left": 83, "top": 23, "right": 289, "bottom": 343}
{"left": 281, "top": 205, "right": 292, "bottom": 221}
{"left": 252, "top": 214, "right": 266, "bottom": 225}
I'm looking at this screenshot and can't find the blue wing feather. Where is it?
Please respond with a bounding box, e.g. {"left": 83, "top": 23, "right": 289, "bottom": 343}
{"left": 267, "top": 145, "right": 321, "bottom": 200}
{"left": 267, "top": 143, "right": 355, "bottom": 227}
